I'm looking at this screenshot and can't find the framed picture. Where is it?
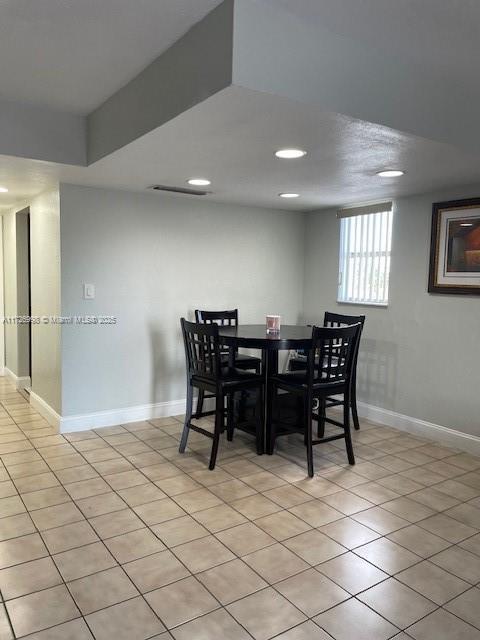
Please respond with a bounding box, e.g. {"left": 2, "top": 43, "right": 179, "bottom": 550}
{"left": 429, "top": 197, "right": 480, "bottom": 295}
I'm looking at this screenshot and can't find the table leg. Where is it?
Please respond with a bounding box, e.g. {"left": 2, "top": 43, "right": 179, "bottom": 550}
{"left": 228, "top": 346, "right": 239, "bottom": 434}
{"left": 264, "top": 350, "right": 278, "bottom": 455}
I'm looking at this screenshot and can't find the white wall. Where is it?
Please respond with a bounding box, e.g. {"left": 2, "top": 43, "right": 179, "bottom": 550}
{"left": 30, "top": 189, "right": 61, "bottom": 412}
{"left": 3, "top": 210, "right": 18, "bottom": 376}
{"left": 59, "top": 184, "right": 305, "bottom": 417}
{"left": 2, "top": 206, "right": 30, "bottom": 380}
{"left": 2, "top": 189, "right": 61, "bottom": 410}
{"left": 16, "top": 209, "right": 30, "bottom": 379}
{"left": 304, "top": 186, "right": 480, "bottom": 438}
{"left": 0, "top": 221, "right": 4, "bottom": 374}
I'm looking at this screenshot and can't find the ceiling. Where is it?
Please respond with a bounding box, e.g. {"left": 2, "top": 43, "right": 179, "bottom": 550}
{"left": 267, "top": 0, "right": 480, "bottom": 84}
{"left": 2, "top": 0, "right": 478, "bottom": 115}
{"left": 0, "top": 0, "right": 222, "bottom": 113}
{"left": 1, "top": 1, "right": 480, "bottom": 213}
{"left": 2, "top": 86, "right": 480, "bottom": 212}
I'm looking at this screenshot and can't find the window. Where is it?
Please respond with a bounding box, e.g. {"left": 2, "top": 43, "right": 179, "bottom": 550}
{"left": 337, "top": 202, "right": 393, "bottom": 306}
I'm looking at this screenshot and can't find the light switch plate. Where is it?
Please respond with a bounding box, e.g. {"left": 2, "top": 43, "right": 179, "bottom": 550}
{"left": 83, "top": 283, "right": 95, "bottom": 299}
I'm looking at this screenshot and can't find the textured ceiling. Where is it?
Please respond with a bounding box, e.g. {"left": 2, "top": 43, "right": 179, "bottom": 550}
{"left": 2, "top": 86, "right": 480, "bottom": 212}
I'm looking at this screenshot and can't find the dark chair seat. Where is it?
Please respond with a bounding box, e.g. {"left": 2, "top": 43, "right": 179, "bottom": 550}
{"left": 289, "top": 354, "right": 341, "bottom": 369}
{"left": 272, "top": 371, "right": 308, "bottom": 386}
{"left": 271, "top": 371, "right": 346, "bottom": 394}
{"left": 227, "top": 353, "right": 262, "bottom": 370}
{"left": 193, "top": 368, "right": 263, "bottom": 390}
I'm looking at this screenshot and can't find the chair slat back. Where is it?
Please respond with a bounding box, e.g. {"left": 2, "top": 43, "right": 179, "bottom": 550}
{"left": 181, "top": 318, "right": 221, "bottom": 380}
{"left": 324, "top": 311, "right": 365, "bottom": 330}
{"left": 195, "top": 309, "right": 238, "bottom": 326}
{"left": 324, "top": 311, "right": 365, "bottom": 363}
{"left": 308, "top": 324, "right": 361, "bottom": 386}
{"left": 195, "top": 309, "right": 239, "bottom": 357}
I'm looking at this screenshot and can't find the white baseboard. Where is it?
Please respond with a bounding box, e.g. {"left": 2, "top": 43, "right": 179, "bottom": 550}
{"left": 59, "top": 398, "right": 189, "bottom": 433}
{"left": 5, "top": 367, "right": 31, "bottom": 391}
{"left": 357, "top": 400, "right": 480, "bottom": 456}
{"left": 30, "top": 391, "right": 61, "bottom": 429}
{"left": 28, "top": 393, "right": 211, "bottom": 434}
{"left": 27, "top": 387, "right": 480, "bottom": 455}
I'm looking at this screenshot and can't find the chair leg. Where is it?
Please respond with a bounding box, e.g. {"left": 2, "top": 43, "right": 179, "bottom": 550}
{"left": 266, "top": 380, "right": 276, "bottom": 455}
{"left": 195, "top": 389, "right": 205, "bottom": 418}
{"left": 306, "top": 393, "right": 314, "bottom": 478}
{"left": 209, "top": 396, "right": 223, "bottom": 470}
{"left": 255, "top": 386, "right": 264, "bottom": 455}
{"left": 226, "top": 392, "right": 235, "bottom": 441}
{"left": 239, "top": 390, "right": 251, "bottom": 423}
{"left": 303, "top": 396, "right": 312, "bottom": 446}
{"left": 343, "top": 392, "right": 355, "bottom": 466}
{"left": 317, "top": 398, "right": 326, "bottom": 438}
{"left": 179, "top": 383, "right": 193, "bottom": 453}
{"left": 351, "top": 381, "right": 360, "bottom": 431}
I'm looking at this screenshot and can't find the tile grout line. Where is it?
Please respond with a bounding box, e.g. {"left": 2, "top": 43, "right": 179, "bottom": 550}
{"left": 1, "top": 387, "right": 480, "bottom": 638}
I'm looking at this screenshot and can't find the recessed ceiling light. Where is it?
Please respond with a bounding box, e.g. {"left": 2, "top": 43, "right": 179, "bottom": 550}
{"left": 460, "top": 223, "right": 474, "bottom": 227}
{"left": 0, "top": 186, "right": 8, "bottom": 193}
{"left": 376, "top": 169, "right": 405, "bottom": 178}
{"left": 275, "top": 148, "right": 307, "bottom": 159}
{"left": 187, "top": 178, "right": 211, "bottom": 186}
{"left": 279, "top": 192, "right": 300, "bottom": 198}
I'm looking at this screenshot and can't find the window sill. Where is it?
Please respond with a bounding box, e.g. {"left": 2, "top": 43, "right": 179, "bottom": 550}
{"left": 337, "top": 300, "right": 389, "bottom": 308}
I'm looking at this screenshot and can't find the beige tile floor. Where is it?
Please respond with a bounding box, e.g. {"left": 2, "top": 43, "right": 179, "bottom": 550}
{"left": 0, "top": 379, "right": 480, "bottom": 639}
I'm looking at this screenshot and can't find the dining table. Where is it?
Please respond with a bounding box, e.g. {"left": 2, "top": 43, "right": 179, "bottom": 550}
{"left": 218, "top": 324, "right": 313, "bottom": 454}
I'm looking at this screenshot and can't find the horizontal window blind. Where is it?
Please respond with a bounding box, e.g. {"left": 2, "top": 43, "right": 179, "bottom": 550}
{"left": 337, "top": 203, "right": 393, "bottom": 305}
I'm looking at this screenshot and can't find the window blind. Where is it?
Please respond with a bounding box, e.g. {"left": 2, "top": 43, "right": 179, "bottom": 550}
{"left": 337, "top": 202, "right": 393, "bottom": 305}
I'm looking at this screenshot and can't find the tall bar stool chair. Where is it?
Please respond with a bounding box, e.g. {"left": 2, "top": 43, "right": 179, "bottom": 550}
{"left": 180, "top": 318, "right": 264, "bottom": 469}
{"left": 288, "top": 312, "right": 365, "bottom": 430}
{"left": 194, "top": 309, "right": 262, "bottom": 418}
{"left": 270, "top": 323, "right": 362, "bottom": 477}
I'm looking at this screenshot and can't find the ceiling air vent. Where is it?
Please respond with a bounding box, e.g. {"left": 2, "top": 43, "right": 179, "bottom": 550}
{"left": 149, "top": 185, "right": 209, "bottom": 196}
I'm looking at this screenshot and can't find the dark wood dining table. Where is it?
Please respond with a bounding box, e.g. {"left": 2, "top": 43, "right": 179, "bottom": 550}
{"left": 218, "top": 324, "right": 313, "bottom": 454}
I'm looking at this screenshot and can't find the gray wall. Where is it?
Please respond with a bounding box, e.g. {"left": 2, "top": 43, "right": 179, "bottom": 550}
{"left": 60, "top": 184, "right": 305, "bottom": 416}
{"left": 304, "top": 186, "right": 480, "bottom": 437}
{"left": 6, "top": 179, "right": 477, "bottom": 438}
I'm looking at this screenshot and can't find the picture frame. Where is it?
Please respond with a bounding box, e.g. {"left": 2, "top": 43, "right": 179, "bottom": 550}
{"left": 428, "top": 197, "right": 480, "bottom": 295}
